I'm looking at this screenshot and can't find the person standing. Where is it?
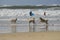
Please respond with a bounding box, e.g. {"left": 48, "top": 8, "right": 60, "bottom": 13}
{"left": 29, "top": 11, "right": 34, "bottom": 16}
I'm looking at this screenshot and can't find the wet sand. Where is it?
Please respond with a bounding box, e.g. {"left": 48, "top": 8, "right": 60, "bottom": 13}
{"left": 0, "top": 32, "right": 60, "bottom": 40}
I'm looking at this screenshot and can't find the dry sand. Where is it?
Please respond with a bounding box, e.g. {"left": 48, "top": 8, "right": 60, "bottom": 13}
{"left": 0, "top": 32, "right": 60, "bottom": 40}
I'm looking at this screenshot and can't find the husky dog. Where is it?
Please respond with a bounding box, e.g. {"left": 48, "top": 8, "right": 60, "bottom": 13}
{"left": 40, "top": 17, "right": 48, "bottom": 24}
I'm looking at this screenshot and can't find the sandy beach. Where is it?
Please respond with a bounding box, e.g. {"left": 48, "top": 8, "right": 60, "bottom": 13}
{"left": 0, "top": 32, "right": 60, "bottom": 40}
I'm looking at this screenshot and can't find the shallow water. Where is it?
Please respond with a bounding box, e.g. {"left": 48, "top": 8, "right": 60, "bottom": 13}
{"left": 0, "top": 9, "right": 60, "bottom": 33}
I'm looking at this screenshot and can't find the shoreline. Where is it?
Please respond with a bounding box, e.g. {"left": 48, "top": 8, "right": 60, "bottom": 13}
{"left": 0, "top": 32, "right": 60, "bottom": 40}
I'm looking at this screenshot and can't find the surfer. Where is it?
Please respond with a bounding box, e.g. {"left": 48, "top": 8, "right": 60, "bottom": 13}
{"left": 29, "top": 11, "right": 34, "bottom": 16}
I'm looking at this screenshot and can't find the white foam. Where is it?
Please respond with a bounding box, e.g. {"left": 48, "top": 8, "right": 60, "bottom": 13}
{"left": 0, "top": 9, "right": 60, "bottom": 17}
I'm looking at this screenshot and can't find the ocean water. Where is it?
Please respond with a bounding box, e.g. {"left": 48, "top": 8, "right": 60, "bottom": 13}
{"left": 0, "top": 9, "right": 60, "bottom": 33}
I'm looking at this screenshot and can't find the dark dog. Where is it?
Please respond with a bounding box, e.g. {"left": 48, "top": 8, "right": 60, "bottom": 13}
{"left": 40, "top": 17, "right": 48, "bottom": 24}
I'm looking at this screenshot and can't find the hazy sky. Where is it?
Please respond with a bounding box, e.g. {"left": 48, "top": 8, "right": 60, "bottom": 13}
{"left": 0, "top": 0, "right": 60, "bottom": 5}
